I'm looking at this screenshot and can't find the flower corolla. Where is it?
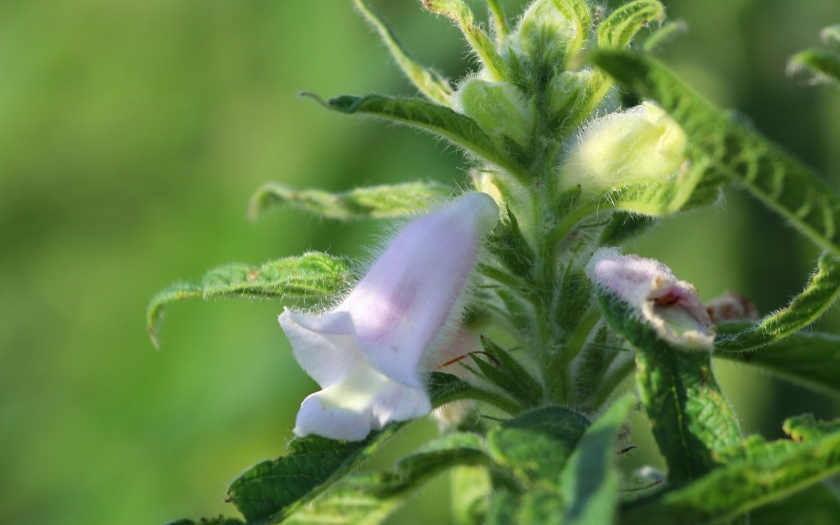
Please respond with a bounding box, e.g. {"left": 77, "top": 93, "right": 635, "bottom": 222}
{"left": 279, "top": 192, "right": 499, "bottom": 441}
{"left": 585, "top": 248, "right": 715, "bottom": 350}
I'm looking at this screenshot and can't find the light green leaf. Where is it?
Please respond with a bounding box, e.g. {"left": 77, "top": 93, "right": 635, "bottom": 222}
{"left": 147, "top": 253, "right": 351, "bottom": 347}
{"left": 452, "top": 465, "right": 493, "bottom": 525}
{"left": 823, "top": 25, "right": 840, "bottom": 46}
{"left": 421, "top": 0, "right": 508, "bottom": 80}
{"left": 784, "top": 414, "right": 840, "bottom": 442}
{"left": 590, "top": 50, "right": 840, "bottom": 257}
{"left": 618, "top": 428, "right": 840, "bottom": 525}
{"left": 248, "top": 181, "right": 451, "bottom": 221}
{"left": 228, "top": 425, "right": 403, "bottom": 524}
{"left": 715, "top": 253, "right": 840, "bottom": 352}
{"left": 642, "top": 20, "right": 688, "bottom": 53}
{"left": 281, "top": 432, "right": 490, "bottom": 525}
{"left": 750, "top": 483, "right": 840, "bottom": 525}
{"left": 560, "top": 394, "right": 636, "bottom": 524}
{"left": 485, "top": 0, "right": 509, "bottom": 42}
{"left": 550, "top": 0, "right": 592, "bottom": 63}
{"left": 597, "top": 1, "right": 665, "bottom": 50}
{"left": 487, "top": 406, "right": 591, "bottom": 487}
{"left": 788, "top": 49, "right": 840, "bottom": 86}
{"left": 303, "top": 93, "right": 528, "bottom": 181}
{"left": 352, "top": 0, "right": 452, "bottom": 105}
{"left": 717, "top": 331, "right": 840, "bottom": 396}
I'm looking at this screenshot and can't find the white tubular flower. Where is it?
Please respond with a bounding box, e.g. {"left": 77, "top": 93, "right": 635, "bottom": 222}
{"left": 586, "top": 248, "right": 715, "bottom": 350}
{"left": 280, "top": 193, "right": 500, "bottom": 441}
{"left": 559, "top": 102, "right": 687, "bottom": 195}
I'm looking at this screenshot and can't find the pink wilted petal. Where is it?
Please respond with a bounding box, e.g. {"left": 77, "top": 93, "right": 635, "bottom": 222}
{"left": 279, "top": 192, "right": 499, "bottom": 440}
{"left": 586, "top": 248, "right": 715, "bottom": 350}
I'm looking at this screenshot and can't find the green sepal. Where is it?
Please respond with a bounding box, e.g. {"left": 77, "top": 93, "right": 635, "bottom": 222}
{"left": 788, "top": 49, "right": 840, "bottom": 86}
{"left": 487, "top": 405, "right": 590, "bottom": 487}
{"left": 597, "top": 1, "right": 665, "bottom": 50}
{"left": 468, "top": 337, "right": 544, "bottom": 408}
{"left": 716, "top": 331, "right": 840, "bottom": 396}
{"left": 715, "top": 252, "right": 840, "bottom": 351}
{"left": 421, "top": 0, "right": 508, "bottom": 80}
{"left": 618, "top": 425, "right": 840, "bottom": 525}
{"left": 228, "top": 424, "right": 403, "bottom": 524}
{"left": 280, "top": 433, "right": 491, "bottom": 525}
{"left": 352, "top": 0, "right": 452, "bottom": 105}
{"left": 599, "top": 212, "right": 659, "bottom": 246}
{"left": 303, "top": 93, "right": 528, "bottom": 181}
{"left": 590, "top": 50, "right": 840, "bottom": 257}
{"left": 147, "top": 253, "right": 350, "bottom": 347}
{"left": 486, "top": 205, "right": 536, "bottom": 279}
{"left": 248, "top": 181, "right": 450, "bottom": 221}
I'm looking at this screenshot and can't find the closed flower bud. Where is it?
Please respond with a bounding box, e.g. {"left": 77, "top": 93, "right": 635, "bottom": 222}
{"left": 280, "top": 192, "right": 499, "bottom": 441}
{"left": 454, "top": 77, "right": 534, "bottom": 147}
{"left": 559, "top": 102, "right": 688, "bottom": 195}
{"left": 586, "top": 248, "right": 715, "bottom": 350}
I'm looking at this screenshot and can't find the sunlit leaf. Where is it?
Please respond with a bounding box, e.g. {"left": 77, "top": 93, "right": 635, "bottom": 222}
{"left": 597, "top": 1, "right": 665, "bottom": 50}
{"left": 788, "top": 49, "right": 840, "bottom": 86}
{"left": 248, "top": 182, "right": 451, "bottom": 221}
{"left": 147, "top": 253, "right": 351, "bottom": 347}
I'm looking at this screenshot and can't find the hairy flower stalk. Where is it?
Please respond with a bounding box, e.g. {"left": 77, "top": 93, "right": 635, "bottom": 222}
{"left": 279, "top": 192, "right": 499, "bottom": 440}
{"left": 586, "top": 248, "right": 715, "bottom": 350}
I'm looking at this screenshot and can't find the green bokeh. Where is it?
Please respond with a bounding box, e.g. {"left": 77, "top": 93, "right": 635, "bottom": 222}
{"left": 1, "top": 0, "right": 839, "bottom": 524}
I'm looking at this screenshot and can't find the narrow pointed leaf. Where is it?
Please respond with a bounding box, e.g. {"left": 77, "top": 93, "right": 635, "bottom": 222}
{"left": 597, "top": 1, "right": 665, "bottom": 50}
{"left": 485, "top": 0, "right": 509, "bottom": 41}
{"left": 422, "top": 0, "right": 508, "bottom": 80}
{"left": 560, "top": 394, "right": 636, "bottom": 524}
{"left": 280, "top": 433, "right": 490, "bottom": 525}
{"left": 599, "top": 212, "right": 659, "bottom": 246}
{"left": 469, "top": 337, "right": 544, "bottom": 407}
{"left": 426, "top": 371, "right": 525, "bottom": 416}
{"left": 305, "top": 93, "right": 527, "bottom": 180}
{"left": 717, "top": 331, "right": 840, "bottom": 396}
{"left": 550, "top": 0, "right": 592, "bottom": 63}
{"left": 248, "top": 182, "right": 450, "bottom": 221}
{"left": 590, "top": 50, "right": 840, "bottom": 257}
{"left": 788, "top": 49, "right": 840, "bottom": 86}
{"left": 487, "top": 406, "right": 591, "bottom": 487}
{"left": 618, "top": 429, "right": 840, "bottom": 525}
{"left": 715, "top": 252, "right": 840, "bottom": 352}
{"left": 147, "top": 253, "right": 350, "bottom": 347}
{"left": 353, "top": 0, "right": 452, "bottom": 105}
{"left": 642, "top": 20, "right": 688, "bottom": 52}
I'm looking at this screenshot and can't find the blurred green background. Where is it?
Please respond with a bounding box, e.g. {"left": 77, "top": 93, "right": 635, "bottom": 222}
{"left": 2, "top": 0, "right": 840, "bottom": 523}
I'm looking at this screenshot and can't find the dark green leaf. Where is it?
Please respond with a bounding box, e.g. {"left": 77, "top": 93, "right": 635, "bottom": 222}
{"left": 750, "top": 483, "right": 840, "bottom": 525}
{"left": 353, "top": 0, "right": 452, "bottom": 105}
{"left": 788, "top": 49, "right": 840, "bottom": 86}
{"left": 426, "top": 371, "right": 524, "bottom": 416}
{"left": 715, "top": 253, "right": 840, "bottom": 351}
{"left": 560, "top": 395, "right": 636, "bottom": 524}
{"left": 717, "top": 331, "right": 840, "bottom": 396}
{"left": 247, "top": 182, "right": 450, "bottom": 221}
{"left": 485, "top": 205, "right": 536, "bottom": 279}
{"left": 467, "top": 337, "right": 544, "bottom": 408}
{"left": 618, "top": 429, "right": 840, "bottom": 525}
{"left": 487, "top": 406, "right": 591, "bottom": 487}
{"left": 147, "top": 253, "right": 350, "bottom": 347}
{"left": 597, "top": 1, "right": 665, "bottom": 50}
{"left": 590, "top": 50, "right": 840, "bottom": 257}
{"left": 303, "top": 93, "right": 528, "bottom": 181}
{"left": 280, "top": 432, "right": 490, "bottom": 525}
{"left": 599, "top": 212, "right": 659, "bottom": 246}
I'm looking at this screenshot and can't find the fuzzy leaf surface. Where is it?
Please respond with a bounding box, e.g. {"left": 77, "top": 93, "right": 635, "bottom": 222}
{"left": 597, "top": 1, "right": 665, "bottom": 50}
{"left": 715, "top": 253, "right": 840, "bottom": 351}
{"left": 789, "top": 49, "right": 840, "bottom": 85}
{"left": 248, "top": 182, "right": 450, "bottom": 221}
{"left": 590, "top": 50, "right": 840, "bottom": 257}
{"left": 147, "top": 253, "right": 350, "bottom": 347}
{"left": 618, "top": 428, "right": 840, "bottom": 524}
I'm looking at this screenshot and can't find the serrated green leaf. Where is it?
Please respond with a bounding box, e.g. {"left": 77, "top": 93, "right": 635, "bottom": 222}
{"left": 147, "top": 253, "right": 350, "bottom": 347}
{"left": 618, "top": 429, "right": 840, "bottom": 525}
{"left": 560, "top": 395, "right": 636, "bottom": 524}
{"left": 750, "top": 483, "right": 840, "bottom": 525}
{"left": 715, "top": 253, "right": 840, "bottom": 352}
{"left": 469, "top": 337, "right": 544, "bottom": 407}
{"left": 281, "top": 433, "right": 489, "bottom": 525}
{"left": 784, "top": 414, "right": 840, "bottom": 443}
{"left": 422, "top": 0, "right": 508, "bottom": 80}
{"left": 717, "top": 331, "right": 840, "bottom": 396}
{"left": 487, "top": 406, "right": 591, "bottom": 487}
{"left": 304, "top": 93, "right": 528, "bottom": 181}
{"left": 248, "top": 181, "right": 450, "bottom": 221}
{"left": 788, "top": 49, "right": 840, "bottom": 86}
{"left": 590, "top": 50, "right": 840, "bottom": 257}
{"left": 352, "top": 0, "right": 452, "bottom": 105}
{"left": 597, "top": 1, "right": 665, "bottom": 50}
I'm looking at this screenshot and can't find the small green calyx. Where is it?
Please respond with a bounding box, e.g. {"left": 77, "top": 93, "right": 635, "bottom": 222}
{"left": 455, "top": 78, "right": 534, "bottom": 148}
{"left": 558, "top": 102, "right": 687, "bottom": 195}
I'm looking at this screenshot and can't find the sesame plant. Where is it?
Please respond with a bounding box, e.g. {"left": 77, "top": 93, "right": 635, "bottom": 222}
{"left": 148, "top": 1, "right": 840, "bottom": 524}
